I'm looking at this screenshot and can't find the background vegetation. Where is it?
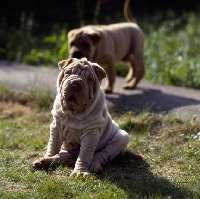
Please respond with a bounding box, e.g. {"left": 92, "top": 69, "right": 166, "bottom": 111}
{"left": 0, "top": 0, "right": 200, "bottom": 88}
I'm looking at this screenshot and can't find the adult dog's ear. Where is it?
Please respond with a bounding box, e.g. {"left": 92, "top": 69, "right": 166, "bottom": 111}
{"left": 58, "top": 58, "right": 78, "bottom": 70}
{"left": 67, "top": 30, "right": 76, "bottom": 39}
{"left": 92, "top": 63, "right": 106, "bottom": 82}
{"left": 88, "top": 32, "right": 101, "bottom": 45}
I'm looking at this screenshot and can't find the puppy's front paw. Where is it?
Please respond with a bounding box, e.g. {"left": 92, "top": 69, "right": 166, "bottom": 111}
{"left": 90, "top": 159, "right": 102, "bottom": 174}
{"left": 70, "top": 169, "right": 91, "bottom": 177}
{"left": 32, "top": 157, "right": 53, "bottom": 169}
{"left": 32, "top": 157, "right": 59, "bottom": 170}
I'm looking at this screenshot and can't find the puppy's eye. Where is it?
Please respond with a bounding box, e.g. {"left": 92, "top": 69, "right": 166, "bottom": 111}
{"left": 81, "top": 41, "right": 89, "bottom": 49}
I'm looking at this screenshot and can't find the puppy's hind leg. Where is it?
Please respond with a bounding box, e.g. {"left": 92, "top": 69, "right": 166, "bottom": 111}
{"left": 90, "top": 129, "right": 129, "bottom": 173}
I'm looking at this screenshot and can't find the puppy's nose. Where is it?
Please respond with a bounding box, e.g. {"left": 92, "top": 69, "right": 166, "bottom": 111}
{"left": 72, "top": 51, "right": 83, "bottom": 59}
{"left": 71, "top": 83, "right": 81, "bottom": 91}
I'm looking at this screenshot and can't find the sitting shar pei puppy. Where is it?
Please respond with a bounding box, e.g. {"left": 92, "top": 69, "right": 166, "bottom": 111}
{"left": 67, "top": 0, "right": 145, "bottom": 93}
{"left": 32, "top": 58, "right": 142, "bottom": 176}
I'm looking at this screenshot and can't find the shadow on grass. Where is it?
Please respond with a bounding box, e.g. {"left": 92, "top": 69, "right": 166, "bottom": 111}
{"left": 33, "top": 152, "right": 193, "bottom": 198}
{"left": 97, "top": 152, "right": 193, "bottom": 199}
{"left": 106, "top": 87, "right": 200, "bottom": 116}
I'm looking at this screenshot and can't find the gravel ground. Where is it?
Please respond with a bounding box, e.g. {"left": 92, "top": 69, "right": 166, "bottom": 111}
{"left": 0, "top": 61, "right": 200, "bottom": 120}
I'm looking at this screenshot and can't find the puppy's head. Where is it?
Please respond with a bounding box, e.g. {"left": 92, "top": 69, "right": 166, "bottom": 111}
{"left": 57, "top": 58, "right": 106, "bottom": 112}
{"left": 67, "top": 28, "right": 101, "bottom": 61}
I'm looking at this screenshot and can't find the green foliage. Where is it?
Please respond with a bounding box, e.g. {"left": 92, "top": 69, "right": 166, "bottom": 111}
{"left": 26, "top": 88, "right": 55, "bottom": 111}
{"left": 23, "top": 29, "right": 69, "bottom": 66}
{"left": 0, "top": 86, "right": 16, "bottom": 101}
{"left": 144, "top": 12, "right": 200, "bottom": 88}
{"left": 116, "top": 62, "right": 129, "bottom": 77}
{"left": 0, "top": 17, "right": 38, "bottom": 62}
{"left": 0, "top": 19, "right": 68, "bottom": 65}
{"left": 1, "top": 12, "right": 200, "bottom": 88}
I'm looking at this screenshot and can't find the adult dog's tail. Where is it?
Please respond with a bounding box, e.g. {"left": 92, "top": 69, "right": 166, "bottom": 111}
{"left": 124, "top": 0, "right": 137, "bottom": 23}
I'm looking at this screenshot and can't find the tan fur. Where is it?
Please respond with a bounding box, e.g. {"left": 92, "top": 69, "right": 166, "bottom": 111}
{"left": 32, "top": 58, "right": 131, "bottom": 176}
{"left": 67, "top": 0, "right": 145, "bottom": 93}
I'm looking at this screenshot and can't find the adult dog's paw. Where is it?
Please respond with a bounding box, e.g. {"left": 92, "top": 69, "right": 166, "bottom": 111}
{"left": 90, "top": 159, "right": 102, "bottom": 174}
{"left": 103, "top": 85, "right": 112, "bottom": 93}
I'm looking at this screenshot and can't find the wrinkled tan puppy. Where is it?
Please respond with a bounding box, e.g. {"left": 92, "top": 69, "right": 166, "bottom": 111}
{"left": 32, "top": 58, "right": 133, "bottom": 176}
{"left": 67, "top": 0, "right": 145, "bottom": 93}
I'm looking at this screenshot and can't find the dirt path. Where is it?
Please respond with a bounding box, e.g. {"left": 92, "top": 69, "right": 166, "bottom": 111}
{"left": 0, "top": 61, "right": 200, "bottom": 120}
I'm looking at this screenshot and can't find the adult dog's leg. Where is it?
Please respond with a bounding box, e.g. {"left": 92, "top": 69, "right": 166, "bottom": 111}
{"left": 124, "top": 52, "right": 145, "bottom": 89}
{"left": 103, "top": 59, "right": 116, "bottom": 93}
{"left": 90, "top": 130, "right": 129, "bottom": 173}
{"left": 125, "top": 54, "right": 135, "bottom": 83}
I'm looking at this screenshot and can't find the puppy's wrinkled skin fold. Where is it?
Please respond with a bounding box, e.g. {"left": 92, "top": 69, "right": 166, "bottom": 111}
{"left": 33, "top": 58, "right": 135, "bottom": 176}
{"left": 67, "top": 0, "right": 145, "bottom": 93}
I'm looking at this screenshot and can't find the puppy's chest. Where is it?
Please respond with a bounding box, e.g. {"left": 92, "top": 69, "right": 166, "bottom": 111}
{"left": 59, "top": 114, "right": 105, "bottom": 150}
{"left": 61, "top": 124, "right": 82, "bottom": 150}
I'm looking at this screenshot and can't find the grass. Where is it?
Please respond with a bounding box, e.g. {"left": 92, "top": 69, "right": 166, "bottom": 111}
{"left": 0, "top": 86, "right": 200, "bottom": 198}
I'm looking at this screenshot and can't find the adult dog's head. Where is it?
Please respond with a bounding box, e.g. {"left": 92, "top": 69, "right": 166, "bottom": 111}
{"left": 57, "top": 58, "right": 106, "bottom": 112}
{"left": 67, "top": 28, "right": 101, "bottom": 61}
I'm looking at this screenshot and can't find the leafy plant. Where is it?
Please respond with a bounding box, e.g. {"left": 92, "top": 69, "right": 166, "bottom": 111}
{"left": 1, "top": 12, "right": 200, "bottom": 88}
{"left": 144, "top": 12, "right": 200, "bottom": 88}
{"left": 23, "top": 28, "right": 69, "bottom": 66}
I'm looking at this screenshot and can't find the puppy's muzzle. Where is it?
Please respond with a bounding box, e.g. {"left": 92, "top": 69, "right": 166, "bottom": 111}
{"left": 60, "top": 76, "right": 89, "bottom": 111}
{"left": 70, "top": 82, "right": 81, "bottom": 92}
{"left": 61, "top": 79, "right": 83, "bottom": 104}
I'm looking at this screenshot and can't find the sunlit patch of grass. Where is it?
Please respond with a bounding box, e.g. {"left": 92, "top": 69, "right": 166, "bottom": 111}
{"left": 0, "top": 102, "right": 28, "bottom": 120}
{"left": 0, "top": 85, "right": 54, "bottom": 111}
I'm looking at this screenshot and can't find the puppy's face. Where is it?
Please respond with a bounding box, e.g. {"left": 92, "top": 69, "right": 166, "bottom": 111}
{"left": 57, "top": 58, "right": 106, "bottom": 112}
{"left": 67, "top": 29, "right": 101, "bottom": 61}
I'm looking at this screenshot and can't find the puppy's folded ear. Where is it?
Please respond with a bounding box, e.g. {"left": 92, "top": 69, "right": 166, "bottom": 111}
{"left": 58, "top": 58, "right": 78, "bottom": 70}
{"left": 92, "top": 63, "right": 106, "bottom": 82}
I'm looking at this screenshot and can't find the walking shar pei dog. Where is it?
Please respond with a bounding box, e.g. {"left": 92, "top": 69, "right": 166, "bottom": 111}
{"left": 32, "top": 58, "right": 142, "bottom": 176}
{"left": 67, "top": 0, "right": 145, "bottom": 93}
